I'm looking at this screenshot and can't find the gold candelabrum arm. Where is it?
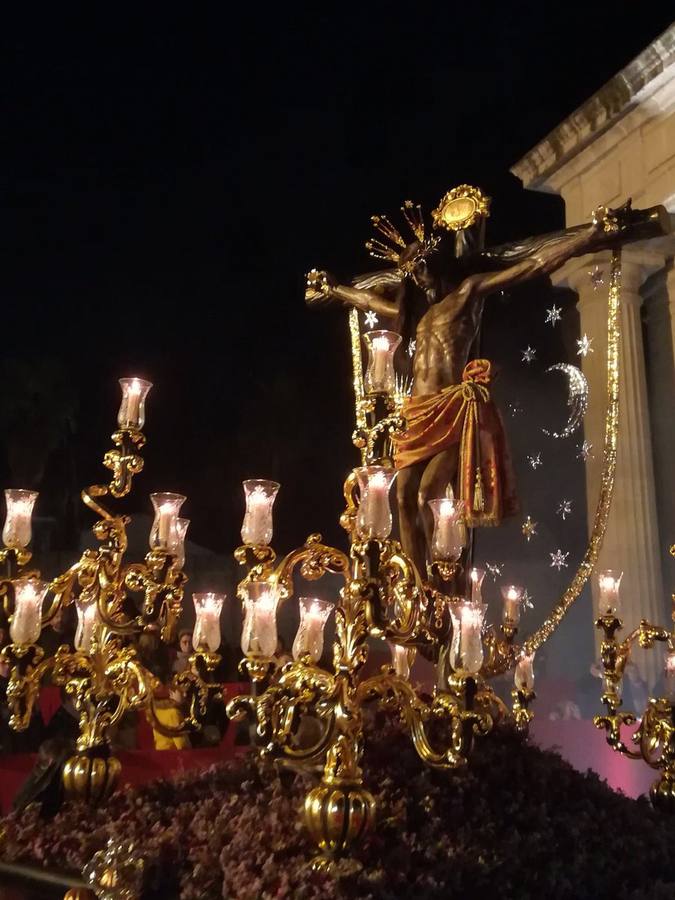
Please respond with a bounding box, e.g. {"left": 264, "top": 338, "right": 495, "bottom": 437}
{"left": 593, "top": 611, "right": 675, "bottom": 807}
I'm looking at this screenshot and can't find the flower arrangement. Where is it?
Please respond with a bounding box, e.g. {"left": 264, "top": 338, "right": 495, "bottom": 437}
{"left": 3, "top": 721, "right": 675, "bottom": 899}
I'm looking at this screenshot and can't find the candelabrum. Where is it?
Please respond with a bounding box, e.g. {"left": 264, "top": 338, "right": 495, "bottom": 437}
{"left": 228, "top": 246, "right": 629, "bottom": 868}
{"left": 594, "top": 549, "right": 675, "bottom": 810}
{"left": 0, "top": 379, "right": 222, "bottom": 802}
{"left": 226, "top": 329, "right": 544, "bottom": 871}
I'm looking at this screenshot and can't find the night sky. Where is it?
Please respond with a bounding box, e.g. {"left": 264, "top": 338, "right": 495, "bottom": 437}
{"left": 1, "top": 7, "right": 672, "bottom": 565}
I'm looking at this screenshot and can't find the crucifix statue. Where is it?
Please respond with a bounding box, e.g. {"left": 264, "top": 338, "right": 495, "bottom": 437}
{"left": 306, "top": 185, "right": 669, "bottom": 577}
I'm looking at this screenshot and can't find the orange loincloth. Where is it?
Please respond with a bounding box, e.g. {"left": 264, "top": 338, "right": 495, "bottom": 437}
{"left": 391, "top": 359, "right": 519, "bottom": 527}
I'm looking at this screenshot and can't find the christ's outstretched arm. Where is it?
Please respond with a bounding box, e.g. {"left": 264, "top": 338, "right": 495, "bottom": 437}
{"left": 305, "top": 268, "right": 403, "bottom": 318}
{"left": 464, "top": 204, "right": 619, "bottom": 299}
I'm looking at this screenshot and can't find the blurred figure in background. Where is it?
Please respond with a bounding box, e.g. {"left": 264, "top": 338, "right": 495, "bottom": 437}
{"left": 172, "top": 630, "right": 193, "bottom": 675}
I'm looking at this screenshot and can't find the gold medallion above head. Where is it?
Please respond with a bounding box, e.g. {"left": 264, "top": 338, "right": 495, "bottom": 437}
{"left": 432, "top": 185, "right": 491, "bottom": 232}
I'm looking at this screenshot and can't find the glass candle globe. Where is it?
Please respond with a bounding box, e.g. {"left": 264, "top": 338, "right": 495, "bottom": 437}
{"left": 149, "top": 493, "right": 186, "bottom": 553}
{"left": 428, "top": 497, "right": 466, "bottom": 561}
{"left": 193, "top": 592, "right": 225, "bottom": 653}
{"left": 514, "top": 652, "right": 535, "bottom": 692}
{"left": 598, "top": 570, "right": 623, "bottom": 616}
{"left": 448, "top": 601, "right": 486, "bottom": 675}
{"left": 355, "top": 466, "right": 397, "bottom": 541}
{"left": 241, "top": 480, "right": 280, "bottom": 547}
{"left": 665, "top": 652, "right": 675, "bottom": 703}
{"left": 389, "top": 642, "right": 415, "bottom": 680}
{"left": 10, "top": 577, "right": 48, "bottom": 646}
{"left": 75, "top": 594, "right": 99, "bottom": 654}
{"left": 241, "top": 581, "right": 280, "bottom": 658}
{"left": 174, "top": 518, "right": 190, "bottom": 569}
{"left": 468, "top": 567, "right": 486, "bottom": 605}
{"left": 2, "top": 489, "right": 38, "bottom": 550}
{"left": 292, "top": 597, "right": 332, "bottom": 663}
{"left": 501, "top": 585, "right": 525, "bottom": 626}
{"left": 117, "top": 377, "right": 152, "bottom": 430}
{"left": 363, "top": 330, "right": 401, "bottom": 395}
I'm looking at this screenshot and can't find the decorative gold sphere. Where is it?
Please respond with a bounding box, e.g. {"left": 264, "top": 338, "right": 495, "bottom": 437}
{"left": 304, "top": 780, "right": 375, "bottom": 867}
{"left": 650, "top": 774, "right": 675, "bottom": 812}
{"left": 62, "top": 753, "right": 121, "bottom": 804}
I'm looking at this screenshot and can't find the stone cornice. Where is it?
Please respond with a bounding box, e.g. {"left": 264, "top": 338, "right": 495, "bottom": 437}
{"left": 511, "top": 25, "right": 675, "bottom": 192}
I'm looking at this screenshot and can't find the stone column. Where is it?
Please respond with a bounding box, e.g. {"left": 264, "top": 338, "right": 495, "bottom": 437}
{"left": 643, "top": 261, "right": 675, "bottom": 593}
{"left": 556, "top": 248, "right": 666, "bottom": 687}
{"left": 667, "top": 262, "right": 675, "bottom": 368}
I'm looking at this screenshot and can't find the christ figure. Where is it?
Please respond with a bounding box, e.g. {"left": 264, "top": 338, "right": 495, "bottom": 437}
{"left": 306, "top": 190, "right": 665, "bottom": 577}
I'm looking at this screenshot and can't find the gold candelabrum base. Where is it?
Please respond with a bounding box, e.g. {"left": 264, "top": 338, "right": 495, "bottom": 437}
{"left": 594, "top": 604, "right": 675, "bottom": 810}
{"left": 62, "top": 750, "right": 122, "bottom": 804}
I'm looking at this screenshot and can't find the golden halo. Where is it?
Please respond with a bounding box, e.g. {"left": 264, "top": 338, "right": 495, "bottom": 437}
{"left": 431, "top": 185, "right": 491, "bottom": 232}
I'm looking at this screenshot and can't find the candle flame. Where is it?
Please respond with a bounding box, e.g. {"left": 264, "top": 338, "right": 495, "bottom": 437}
{"left": 249, "top": 485, "right": 270, "bottom": 506}
{"left": 369, "top": 470, "right": 389, "bottom": 489}
{"left": 599, "top": 571, "right": 621, "bottom": 593}
{"left": 372, "top": 335, "right": 390, "bottom": 352}
{"left": 460, "top": 604, "right": 484, "bottom": 629}
{"left": 439, "top": 498, "right": 456, "bottom": 518}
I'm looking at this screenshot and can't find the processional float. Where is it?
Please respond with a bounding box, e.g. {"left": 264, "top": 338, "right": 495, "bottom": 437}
{"left": 0, "top": 187, "right": 672, "bottom": 872}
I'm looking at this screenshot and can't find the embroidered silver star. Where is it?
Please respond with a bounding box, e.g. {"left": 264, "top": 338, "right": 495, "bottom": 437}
{"left": 364, "top": 310, "right": 379, "bottom": 328}
{"left": 527, "top": 453, "right": 542, "bottom": 470}
{"left": 577, "top": 440, "right": 593, "bottom": 461}
{"left": 522, "top": 589, "right": 534, "bottom": 609}
{"left": 545, "top": 304, "right": 562, "bottom": 327}
{"left": 557, "top": 499, "right": 573, "bottom": 520}
{"left": 576, "top": 334, "right": 594, "bottom": 357}
{"left": 550, "top": 549, "right": 569, "bottom": 571}
{"left": 589, "top": 265, "right": 604, "bottom": 290}
{"left": 408, "top": 339, "right": 416, "bottom": 358}
{"left": 486, "top": 562, "right": 504, "bottom": 582}
{"left": 508, "top": 401, "right": 524, "bottom": 418}
{"left": 522, "top": 516, "right": 538, "bottom": 542}
{"left": 522, "top": 346, "right": 536, "bottom": 364}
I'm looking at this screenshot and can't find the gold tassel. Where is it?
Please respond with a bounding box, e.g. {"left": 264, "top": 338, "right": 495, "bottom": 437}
{"left": 473, "top": 468, "right": 485, "bottom": 512}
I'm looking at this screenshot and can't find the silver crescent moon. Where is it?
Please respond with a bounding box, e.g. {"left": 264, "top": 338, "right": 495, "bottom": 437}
{"left": 541, "top": 363, "right": 589, "bottom": 439}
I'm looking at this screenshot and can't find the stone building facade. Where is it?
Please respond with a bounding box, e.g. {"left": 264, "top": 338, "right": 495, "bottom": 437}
{"left": 512, "top": 24, "right": 675, "bottom": 684}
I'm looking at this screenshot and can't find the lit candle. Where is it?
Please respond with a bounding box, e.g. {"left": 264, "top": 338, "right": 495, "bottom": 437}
{"left": 193, "top": 592, "right": 225, "bottom": 653}
{"left": 363, "top": 330, "right": 401, "bottom": 395}
{"left": 117, "top": 377, "right": 152, "bottom": 430}
{"left": 241, "top": 581, "right": 280, "bottom": 658}
{"left": 355, "top": 466, "right": 397, "bottom": 541}
{"left": 371, "top": 335, "right": 389, "bottom": 385}
{"left": 598, "top": 570, "right": 622, "bottom": 616}
{"left": 449, "top": 601, "right": 486, "bottom": 675}
{"left": 127, "top": 380, "right": 141, "bottom": 425}
{"left": 665, "top": 652, "right": 675, "bottom": 703}
{"left": 149, "top": 493, "right": 186, "bottom": 552}
{"left": 429, "top": 497, "right": 465, "bottom": 561}
{"left": 10, "top": 578, "right": 48, "bottom": 646}
{"left": 159, "top": 504, "right": 172, "bottom": 545}
{"left": 241, "top": 480, "right": 280, "bottom": 546}
{"left": 292, "top": 597, "right": 332, "bottom": 662}
{"left": 75, "top": 599, "right": 98, "bottom": 654}
{"left": 501, "top": 585, "right": 524, "bottom": 626}
{"left": 389, "top": 642, "right": 415, "bottom": 680}
{"left": 2, "top": 489, "right": 38, "bottom": 549}
{"left": 468, "top": 567, "right": 485, "bottom": 605}
{"left": 514, "top": 652, "right": 535, "bottom": 692}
